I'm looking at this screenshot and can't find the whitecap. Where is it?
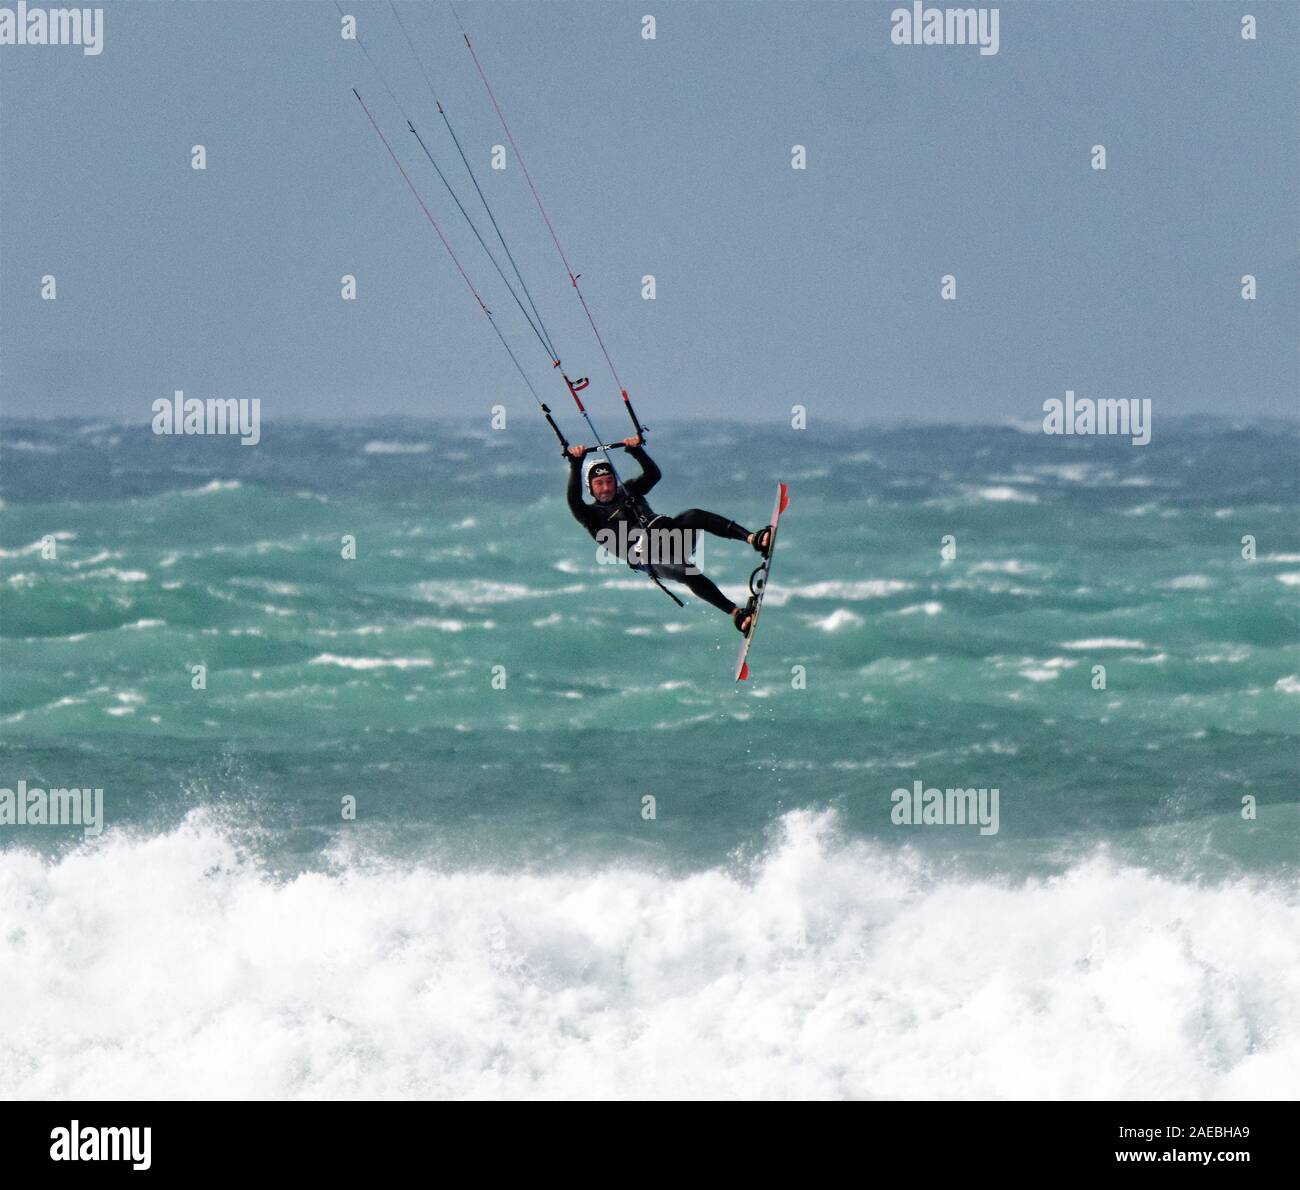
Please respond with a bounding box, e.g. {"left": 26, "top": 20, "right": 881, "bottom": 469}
{"left": 892, "top": 602, "right": 943, "bottom": 616}
{"left": 363, "top": 441, "right": 431, "bottom": 454}
{"left": 185, "top": 480, "right": 241, "bottom": 495}
{"left": 809, "top": 608, "right": 863, "bottom": 632}
{"left": 308, "top": 654, "right": 434, "bottom": 670}
{"left": 1, "top": 809, "right": 1295, "bottom": 1100}
{"left": 972, "top": 486, "right": 1038, "bottom": 503}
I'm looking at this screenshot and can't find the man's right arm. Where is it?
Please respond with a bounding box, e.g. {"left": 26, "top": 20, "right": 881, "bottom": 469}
{"left": 566, "top": 455, "right": 589, "bottom": 523}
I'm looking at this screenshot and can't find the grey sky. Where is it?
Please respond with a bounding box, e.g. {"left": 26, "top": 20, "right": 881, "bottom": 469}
{"left": 2, "top": 0, "right": 1296, "bottom": 422}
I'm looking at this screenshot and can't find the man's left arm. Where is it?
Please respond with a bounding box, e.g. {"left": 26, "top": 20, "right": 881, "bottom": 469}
{"left": 622, "top": 437, "right": 660, "bottom": 496}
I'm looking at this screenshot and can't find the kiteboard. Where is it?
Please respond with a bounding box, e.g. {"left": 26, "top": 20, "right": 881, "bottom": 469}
{"left": 735, "top": 482, "right": 790, "bottom": 682}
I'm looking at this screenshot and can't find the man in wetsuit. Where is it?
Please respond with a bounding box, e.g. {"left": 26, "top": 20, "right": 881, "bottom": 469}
{"left": 565, "top": 436, "right": 771, "bottom": 633}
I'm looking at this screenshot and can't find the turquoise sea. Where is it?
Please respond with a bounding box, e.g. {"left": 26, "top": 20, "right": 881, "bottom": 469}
{"left": 1, "top": 416, "right": 1297, "bottom": 1098}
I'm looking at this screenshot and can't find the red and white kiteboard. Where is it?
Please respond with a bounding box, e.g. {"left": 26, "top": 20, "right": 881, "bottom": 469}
{"left": 735, "top": 482, "right": 790, "bottom": 682}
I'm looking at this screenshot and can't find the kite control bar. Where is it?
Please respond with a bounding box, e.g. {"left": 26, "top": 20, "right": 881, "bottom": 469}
{"left": 544, "top": 420, "right": 644, "bottom": 458}
{"left": 551, "top": 441, "right": 633, "bottom": 458}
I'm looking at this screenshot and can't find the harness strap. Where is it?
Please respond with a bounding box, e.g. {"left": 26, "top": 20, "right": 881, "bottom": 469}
{"left": 649, "top": 572, "right": 686, "bottom": 608}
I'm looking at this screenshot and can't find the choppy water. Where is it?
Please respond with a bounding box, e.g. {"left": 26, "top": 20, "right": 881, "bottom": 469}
{"left": 1, "top": 416, "right": 1297, "bottom": 1098}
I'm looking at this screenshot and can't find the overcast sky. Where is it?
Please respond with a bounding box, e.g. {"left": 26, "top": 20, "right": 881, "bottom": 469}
{"left": 2, "top": 0, "right": 1296, "bottom": 423}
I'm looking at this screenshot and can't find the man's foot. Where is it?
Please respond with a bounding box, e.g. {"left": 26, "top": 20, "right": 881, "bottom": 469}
{"left": 750, "top": 525, "right": 773, "bottom": 556}
{"left": 732, "top": 602, "right": 756, "bottom": 635}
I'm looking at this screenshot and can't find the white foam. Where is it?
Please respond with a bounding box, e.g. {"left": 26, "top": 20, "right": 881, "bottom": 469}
{"left": 1195, "top": 648, "right": 1249, "bottom": 664}
{"left": 0, "top": 810, "right": 1295, "bottom": 1100}
{"left": 68, "top": 551, "right": 115, "bottom": 568}
{"left": 892, "top": 601, "right": 943, "bottom": 617}
{"left": 973, "top": 486, "right": 1038, "bottom": 504}
{"left": 84, "top": 568, "right": 148, "bottom": 583}
{"left": 363, "top": 441, "right": 431, "bottom": 454}
{"left": 970, "top": 560, "right": 1042, "bottom": 576}
{"left": 1061, "top": 639, "right": 1150, "bottom": 650}
{"left": 1027, "top": 463, "right": 1100, "bottom": 484}
{"left": 809, "top": 608, "right": 864, "bottom": 632}
{"left": 408, "top": 618, "right": 486, "bottom": 633}
{"left": 230, "top": 578, "right": 300, "bottom": 597}
{"left": 0, "top": 531, "right": 76, "bottom": 558}
{"left": 308, "top": 654, "right": 434, "bottom": 670}
{"left": 779, "top": 580, "right": 910, "bottom": 602}
{"left": 601, "top": 578, "right": 664, "bottom": 592}
{"left": 185, "top": 480, "right": 241, "bottom": 495}
{"left": 419, "top": 580, "right": 585, "bottom": 605}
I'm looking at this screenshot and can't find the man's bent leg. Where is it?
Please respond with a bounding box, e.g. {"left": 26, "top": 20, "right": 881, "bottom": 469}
{"left": 671, "top": 509, "right": 750, "bottom": 542}
{"left": 654, "top": 562, "right": 736, "bottom": 615}
{"left": 682, "top": 571, "right": 737, "bottom": 614}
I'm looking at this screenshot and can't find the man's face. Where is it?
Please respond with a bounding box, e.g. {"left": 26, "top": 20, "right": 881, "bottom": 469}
{"left": 590, "top": 473, "right": 617, "bottom": 503}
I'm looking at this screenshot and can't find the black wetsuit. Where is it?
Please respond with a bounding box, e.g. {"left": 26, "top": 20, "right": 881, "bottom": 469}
{"left": 566, "top": 446, "right": 750, "bottom": 614}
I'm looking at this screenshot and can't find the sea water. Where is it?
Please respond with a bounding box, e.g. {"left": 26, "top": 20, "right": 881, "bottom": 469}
{"left": 1, "top": 416, "right": 1296, "bottom": 1098}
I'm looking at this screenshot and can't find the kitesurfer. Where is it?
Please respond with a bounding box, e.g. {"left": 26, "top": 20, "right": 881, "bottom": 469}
{"left": 565, "top": 437, "right": 772, "bottom": 633}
